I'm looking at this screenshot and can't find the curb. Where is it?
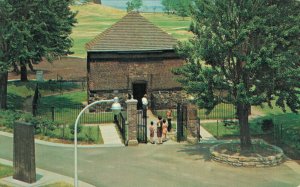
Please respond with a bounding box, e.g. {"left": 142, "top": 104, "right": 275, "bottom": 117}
{"left": 0, "top": 158, "right": 95, "bottom": 187}
{"left": 0, "top": 131, "right": 125, "bottom": 148}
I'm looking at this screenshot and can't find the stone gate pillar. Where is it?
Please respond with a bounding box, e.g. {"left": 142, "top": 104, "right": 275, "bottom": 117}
{"left": 13, "top": 121, "right": 36, "bottom": 183}
{"left": 126, "top": 99, "right": 138, "bottom": 146}
{"left": 187, "top": 104, "right": 199, "bottom": 144}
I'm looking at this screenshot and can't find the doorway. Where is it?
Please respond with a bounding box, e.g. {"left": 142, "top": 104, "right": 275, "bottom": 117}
{"left": 132, "top": 82, "right": 147, "bottom": 109}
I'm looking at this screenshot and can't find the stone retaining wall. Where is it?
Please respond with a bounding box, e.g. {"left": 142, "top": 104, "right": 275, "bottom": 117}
{"left": 210, "top": 143, "right": 284, "bottom": 167}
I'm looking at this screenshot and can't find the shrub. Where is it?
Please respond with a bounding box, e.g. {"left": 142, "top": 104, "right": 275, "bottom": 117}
{"left": 0, "top": 110, "right": 21, "bottom": 129}
{"left": 261, "top": 119, "right": 274, "bottom": 132}
{"left": 69, "top": 123, "right": 82, "bottom": 135}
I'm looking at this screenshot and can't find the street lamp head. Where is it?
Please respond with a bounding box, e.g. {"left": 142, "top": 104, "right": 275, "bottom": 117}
{"left": 111, "top": 97, "right": 122, "bottom": 115}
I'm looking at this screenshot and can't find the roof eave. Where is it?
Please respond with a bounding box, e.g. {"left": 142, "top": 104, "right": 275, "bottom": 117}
{"left": 86, "top": 48, "right": 175, "bottom": 53}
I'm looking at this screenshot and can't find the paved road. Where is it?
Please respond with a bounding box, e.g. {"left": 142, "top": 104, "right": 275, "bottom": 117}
{"left": 1, "top": 135, "right": 300, "bottom": 187}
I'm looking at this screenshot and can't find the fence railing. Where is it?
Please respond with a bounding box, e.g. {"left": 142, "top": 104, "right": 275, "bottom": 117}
{"left": 35, "top": 104, "right": 115, "bottom": 125}
{"left": 201, "top": 119, "right": 284, "bottom": 145}
{"left": 152, "top": 103, "right": 236, "bottom": 120}
{"left": 114, "top": 112, "right": 127, "bottom": 144}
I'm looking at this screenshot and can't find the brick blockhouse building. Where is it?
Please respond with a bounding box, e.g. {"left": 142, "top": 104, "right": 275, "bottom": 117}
{"left": 86, "top": 12, "right": 186, "bottom": 109}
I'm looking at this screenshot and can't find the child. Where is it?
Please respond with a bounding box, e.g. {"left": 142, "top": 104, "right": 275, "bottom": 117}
{"left": 149, "top": 121, "right": 155, "bottom": 144}
{"left": 162, "top": 119, "right": 168, "bottom": 142}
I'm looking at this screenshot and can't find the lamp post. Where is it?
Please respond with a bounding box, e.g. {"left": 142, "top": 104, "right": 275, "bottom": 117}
{"left": 74, "top": 97, "right": 121, "bottom": 187}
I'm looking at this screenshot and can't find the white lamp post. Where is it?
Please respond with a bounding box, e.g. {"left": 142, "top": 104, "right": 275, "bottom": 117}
{"left": 74, "top": 97, "right": 121, "bottom": 187}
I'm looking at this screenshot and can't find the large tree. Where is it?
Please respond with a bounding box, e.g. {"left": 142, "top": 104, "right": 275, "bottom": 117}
{"left": 173, "top": 0, "right": 190, "bottom": 20}
{"left": 0, "top": 0, "right": 13, "bottom": 109}
{"left": 0, "top": 0, "right": 76, "bottom": 109}
{"left": 161, "top": 0, "right": 175, "bottom": 15}
{"left": 126, "top": 0, "right": 143, "bottom": 12}
{"left": 175, "top": 0, "right": 300, "bottom": 149}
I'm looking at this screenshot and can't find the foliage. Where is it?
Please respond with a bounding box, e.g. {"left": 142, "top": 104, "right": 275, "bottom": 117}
{"left": 14, "top": 0, "right": 77, "bottom": 79}
{"left": 0, "top": 164, "right": 13, "bottom": 179}
{"left": 161, "top": 0, "right": 175, "bottom": 14}
{"left": 175, "top": 0, "right": 300, "bottom": 148}
{"left": 126, "top": 0, "right": 143, "bottom": 12}
{"left": 173, "top": 0, "right": 190, "bottom": 19}
{"left": 0, "top": 109, "right": 102, "bottom": 143}
{"left": 0, "top": 110, "right": 21, "bottom": 129}
{"left": 69, "top": 123, "right": 82, "bottom": 135}
{"left": 6, "top": 80, "right": 82, "bottom": 110}
{"left": 0, "top": 0, "right": 77, "bottom": 108}
{"left": 161, "top": 0, "right": 191, "bottom": 19}
{"left": 260, "top": 119, "right": 274, "bottom": 132}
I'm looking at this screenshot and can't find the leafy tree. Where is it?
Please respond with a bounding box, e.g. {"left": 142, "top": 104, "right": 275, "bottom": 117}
{"left": 0, "top": 0, "right": 13, "bottom": 109}
{"left": 126, "top": 0, "right": 143, "bottom": 12}
{"left": 175, "top": 0, "right": 300, "bottom": 149}
{"left": 173, "top": 0, "right": 190, "bottom": 19}
{"left": 161, "top": 0, "right": 175, "bottom": 15}
{"left": 93, "top": 0, "right": 101, "bottom": 4}
{"left": 0, "top": 0, "right": 76, "bottom": 109}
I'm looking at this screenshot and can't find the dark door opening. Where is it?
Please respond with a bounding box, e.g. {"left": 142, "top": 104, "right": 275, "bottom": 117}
{"left": 132, "top": 82, "right": 147, "bottom": 109}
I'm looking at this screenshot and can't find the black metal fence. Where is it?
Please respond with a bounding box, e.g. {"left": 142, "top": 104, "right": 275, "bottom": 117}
{"left": 177, "top": 103, "right": 188, "bottom": 142}
{"left": 206, "top": 119, "right": 284, "bottom": 145}
{"left": 34, "top": 104, "right": 115, "bottom": 125}
{"left": 152, "top": 103, "right": 236, "bottom": 120}
{"left": 137, "top": 110, "right": 147, "bottom": 143}
{"left": 114, "top": 112, "right": 127, "bottom": 144}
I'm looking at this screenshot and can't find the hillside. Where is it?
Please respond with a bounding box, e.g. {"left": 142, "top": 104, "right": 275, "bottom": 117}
{"left": 70, "top": 3, "right": 193, "bottom": 58}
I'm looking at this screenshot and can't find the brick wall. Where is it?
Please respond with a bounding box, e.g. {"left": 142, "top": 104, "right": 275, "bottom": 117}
{"left": 87, "top": 51, "right": 186, "bottom": 109}
{"left": 88, "top": 53, "right": 184, "bottom": 91}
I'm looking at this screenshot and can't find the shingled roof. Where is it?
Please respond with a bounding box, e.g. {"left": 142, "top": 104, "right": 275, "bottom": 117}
{"left": 85, "top": 12, "right": 178, "bottom": 52}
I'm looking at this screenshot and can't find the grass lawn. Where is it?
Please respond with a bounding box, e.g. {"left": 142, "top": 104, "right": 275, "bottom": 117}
{"left": 201, "top": 120, "right": 265, "bottom": 139}
{"left": 201, "top": 100, "right": 300, "bottom": 159}
{"left": 42, "top": 182, "right": 72, "bottom": 187}
{"left": 70, "top": 3, "right": 193, "bottom": 57}
{"left": 38, "top": 91, "right": 115, "bottom": 124}
{"left": 154, "top": 103, "right": 235, "bottom": 120}
{"left": 43, "top": 125, "right": 103, "bottom": 144}
{"left": 7, "top": 80, "right": 82, "bottom": 110}
{"left": 0, "top": 164, "right": 13, "bottom": 179}
{"left": 198, "top": 103, "right": 236, "bottom": 119}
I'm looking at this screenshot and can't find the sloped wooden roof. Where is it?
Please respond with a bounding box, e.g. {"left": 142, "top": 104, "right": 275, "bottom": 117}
{"left": 85, "top": 12, "right": 178, "bottom": 52}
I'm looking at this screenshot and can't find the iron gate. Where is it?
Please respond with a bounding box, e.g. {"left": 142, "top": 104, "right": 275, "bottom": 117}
{"left": 177, "top": 103, "right": 187, "bottom": 142}
{"left": 137, "top": 110, "right": 147, "bottom": 143}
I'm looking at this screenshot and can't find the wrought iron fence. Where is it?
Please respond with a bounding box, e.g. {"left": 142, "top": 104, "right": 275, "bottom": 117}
{"left": 152, "top": 103, "right": 236, "bottom": 120}
{"left": 114, "top": 112, "right": 127, "bottom": 144}
{"left": 34, "top": 104, "right": 115, "bottom": 125}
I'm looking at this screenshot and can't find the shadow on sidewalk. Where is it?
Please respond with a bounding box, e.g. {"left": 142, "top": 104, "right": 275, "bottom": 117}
{"left": 177, "top": 143, "right": 215, "bottom": 162}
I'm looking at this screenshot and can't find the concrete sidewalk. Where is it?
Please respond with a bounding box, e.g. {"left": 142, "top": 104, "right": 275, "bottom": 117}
{"left": 146, "top": 110, "right": 178, "bottom": 144}
{"left": 0, "top": 131, "right": 124, "bottom": 148}
{"left": 99, "top": 123, "right": 123, "bottom": 146}
{"left": 199, "top": 125, "right": 217, "bottom": 141}
{"left": 0, "top": 159, "right": 94, "bottom": 187}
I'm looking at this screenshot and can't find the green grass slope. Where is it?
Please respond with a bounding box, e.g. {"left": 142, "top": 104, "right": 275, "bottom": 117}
{"left": 70, "top": 3, "right": 192, "bottom": 57}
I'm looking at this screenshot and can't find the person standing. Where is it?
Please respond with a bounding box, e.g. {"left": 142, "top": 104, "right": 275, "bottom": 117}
{"left": 142, "top": 94, "right": 148, "bottom": 110}
{"left": 162, "top": 119, "right": 168, "bottom": 142}
{"left": 166, "top": 109, "right": 172, "bottom": 132}
{"left": 142, "top": 94, "right": 148, "bottom": 118}
{"left": 156, "top": 116, "right": 163, "bottom": 144}
{"left": 149, "top": 121, "right": 155, "bottom": 144}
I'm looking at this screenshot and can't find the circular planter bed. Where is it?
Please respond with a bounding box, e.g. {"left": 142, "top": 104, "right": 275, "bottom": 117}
{"left": 210, "top": 141, "right": 284, "bottom": 167}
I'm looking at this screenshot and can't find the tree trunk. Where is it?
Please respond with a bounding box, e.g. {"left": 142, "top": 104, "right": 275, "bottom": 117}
{"left": 93, "top": 0, "right": 101, "bottom": 4}
{"left": 20, "top": 63, "right": 28, "bottom": 81}
{"left": 237, "top": 102, "right": 252, "bottom": 150}
{"left": 0, "top": 71, "right": 8, "bottom": 110}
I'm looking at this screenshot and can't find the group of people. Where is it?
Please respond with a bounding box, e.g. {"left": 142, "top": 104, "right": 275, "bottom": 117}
{"left": 149, "top": 109, "right": 172, "bottom": 144}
